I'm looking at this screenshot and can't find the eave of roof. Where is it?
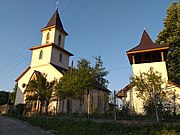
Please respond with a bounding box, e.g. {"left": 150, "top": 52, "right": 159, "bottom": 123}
{"left": 94, "top": 84, "right": 111, "bottom": 93}
{"left": 50, "top": 63, "right": 68, "bottom": 74}
{"left": 167, "top": 81, "right": 180, "bottom": 88}
{"left": 15, "top": 67, "right": 31, "bottom": 82}
{"left": 29, "top": 43, "right": 74, "bottom": 56}
{"left": 127, "top": 46, "right": 169, "bottom": 54}
{"left": 116, "top": 83, "right": 133, "bottom": 99}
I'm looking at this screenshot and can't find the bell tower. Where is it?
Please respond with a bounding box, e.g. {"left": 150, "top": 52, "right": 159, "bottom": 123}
{"left": 29, "top": 9, "right": 73, "bottom": 70}
{"left": 41, "top": 9, "right": 68, "bottom": 48}
{"left": 127, "top": 30, "right": 169, "bottom": 82}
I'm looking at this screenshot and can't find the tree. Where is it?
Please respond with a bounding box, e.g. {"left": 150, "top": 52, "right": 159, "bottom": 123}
{"left": 155, "top": 2, "right": 180, "bottom": 85}
{"left": 94, "top": 56, "right": 109, "bottom": 88}
{"left": 24, "top": 73, "right": 55, "bottom": 115}
{"left": 0, "top": 91, "right": 9, "bottom": 105}
{"left": 55, "top": 56, "right": 109, "bottom": 115}
{"left": 130, "top": 67, "right": 165, "bottom": 122}
{"left": 56, "top": 59, "right": 96, "bottom": 114}
{"left": 8, "top": 83, "right": 18, "bottom": 105}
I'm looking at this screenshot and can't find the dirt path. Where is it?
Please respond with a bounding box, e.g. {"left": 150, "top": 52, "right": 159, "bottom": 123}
{"left": 0, "top": 116, "right": 53, "bottom": 135}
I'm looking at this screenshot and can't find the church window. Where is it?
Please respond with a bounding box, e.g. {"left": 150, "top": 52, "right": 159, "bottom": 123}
{"left": 59, "top": 53, "right": 62, "bottom": 63}
{"left": 46, "top": 32, "right": 50, "bottom": 44}
{"left": 22, "top": 83, "right": 26, "bottom": 88}
{"left": 39, "top": 50, "right": 43, "bottom": 59}
{"left": 58, "top": 34, "right": 61, "bottom": 46}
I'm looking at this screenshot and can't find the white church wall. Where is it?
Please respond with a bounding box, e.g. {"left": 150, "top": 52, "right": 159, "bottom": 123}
{"left": 132, "top": 61, "right": 168, "bottom": 83}
{"left": 51, "top": 47, "right": 69, "bottom": 70}
{"left": 30, "top": 46, "right": 52, "bottom": 67}
{"left": 54, "top": 29, "right": 65, "bottom": 48}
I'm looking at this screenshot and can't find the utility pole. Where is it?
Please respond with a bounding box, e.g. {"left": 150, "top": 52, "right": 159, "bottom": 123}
{"left": 153, "top": 85, "right": 159, "bottom": 123}
{"left": 113, "top": 90, "right": 117, "bottom": 121}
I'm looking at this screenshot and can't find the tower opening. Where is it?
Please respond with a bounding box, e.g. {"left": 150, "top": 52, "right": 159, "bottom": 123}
{"left": 46, "top": 32, "right": 50, "bottom": 44}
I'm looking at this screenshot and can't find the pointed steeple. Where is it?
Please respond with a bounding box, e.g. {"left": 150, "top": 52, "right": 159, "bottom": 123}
{"left": 42, "top": 9, "right": 68, "bottom": 35}
{"left": 126, "top": 29, "right": 169, "bottom": 65}
{"left": 139, "top": 30, "right": 153, "bottom": 47}
{"left": 127, "top": 30, "right": 168, "bottom": 53}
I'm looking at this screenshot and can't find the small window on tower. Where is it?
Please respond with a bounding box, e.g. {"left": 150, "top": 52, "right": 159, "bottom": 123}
{"left": 59, "top": 53, "right": 62, "bottom": 63}
{"left": 46, "top": 32, "right": 50, "bottom": 44}
{"left": 58, "top": 34, "right": 61, "bottom": 46}
{"left": 39, "top": 50, "right": 43, "bottom": 59}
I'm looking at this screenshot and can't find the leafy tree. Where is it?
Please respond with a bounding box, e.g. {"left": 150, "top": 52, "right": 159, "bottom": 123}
{"left": 130, "top": 67, "right": 165, "bottom": 122}
{"left": 94, "top": 56, "right": 109, "bottom": 88}
{"left": 8, "top": 83, "right": 18, "bottom": 105}
{"left": 155, "top": 2, "right": 180, "bottom": 84}
{"left": 56, "top": 56, "right": 109, "bottom": 115}
{"left": 24, "top": 73, "right": 55, "bottom": 115}
{"left": 56, "top": 59, "right": 96, "bottom": 114}
{"left": 0, "top": 91, "right": 9, "bottom": 105}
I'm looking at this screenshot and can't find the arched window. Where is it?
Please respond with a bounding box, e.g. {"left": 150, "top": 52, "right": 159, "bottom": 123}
{"left": 58, "top": 34, "right": 61, "bottom": 46}
{"left": 46, "top": 32, "right": 50, "bottom": 44}
{"left": 39, "top": 50, "right": 43, "bottom": 59}
{"left": 59, "top": 53, "right": 62, "bottom": 63}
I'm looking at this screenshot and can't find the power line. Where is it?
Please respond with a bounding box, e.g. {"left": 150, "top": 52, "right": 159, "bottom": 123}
{"left": 0, "top": 33, "right": 40, "bottom": 73}
{"left": 109, "top": 66, "right": 130, "bottom": 71}
{"left": 61, "top": 0, "right": 74, "bottom": 14}
{"left": 0, "top": 46, "right": 25, "bottom": 58}
{"left": 1, "top": 1, "right": 114, "bottom": 89}
{"left": 69, "top": 0, "right": 111, "bottom": 33}
{"left": 64, "top": 0, "right": 96, "bottom": 27}
{"left": 0, "top": 0, "right": 96, "bottom": 75}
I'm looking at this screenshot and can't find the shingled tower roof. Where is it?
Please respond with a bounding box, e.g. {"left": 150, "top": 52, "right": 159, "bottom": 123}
{"left": 127, "top": 30, "right": 168, "bottom": 54}
{"left": 41, "top": 9, "right": 68, "bottom": 35}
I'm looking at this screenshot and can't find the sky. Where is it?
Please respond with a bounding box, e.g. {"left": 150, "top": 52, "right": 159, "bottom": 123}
{"left": 0, "top": 0, "right": 174, "bottom": 93}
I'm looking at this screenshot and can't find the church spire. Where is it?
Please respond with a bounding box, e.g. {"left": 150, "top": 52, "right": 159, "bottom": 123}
{"left": 41, "top": 9, "right": 68, "bottom": 36}
{"left": 139, "top": 29, "right": 153, "bottom": 47}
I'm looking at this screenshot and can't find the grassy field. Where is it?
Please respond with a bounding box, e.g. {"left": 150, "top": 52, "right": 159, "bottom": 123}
{"left": 15, "top": 116, "right": 180, "bottom": 135}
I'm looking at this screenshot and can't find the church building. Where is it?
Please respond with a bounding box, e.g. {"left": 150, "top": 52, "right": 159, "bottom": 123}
{"left": 15, "top": 9, "right": 110, "bottom": 114}
{"left": 117, "top": 30, "right": 180, "bottom": 115}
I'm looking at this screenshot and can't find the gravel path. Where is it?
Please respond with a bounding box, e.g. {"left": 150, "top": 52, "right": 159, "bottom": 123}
{"left": 0, "top": 115, "right": 54, "bottom": 135}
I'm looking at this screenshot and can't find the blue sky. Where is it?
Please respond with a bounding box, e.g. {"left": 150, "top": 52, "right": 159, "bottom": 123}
{"left": 0, "top": 0, "right": 173, "bottom": 92}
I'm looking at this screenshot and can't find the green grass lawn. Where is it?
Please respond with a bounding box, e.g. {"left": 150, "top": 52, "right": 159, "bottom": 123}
{"left": 16, "top": 116, "right": 180, "bottom": 135}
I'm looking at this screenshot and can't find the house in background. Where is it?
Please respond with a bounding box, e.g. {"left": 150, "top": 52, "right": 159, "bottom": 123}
{"left": 15, "top": 9, "right": 110, "bottom": 114}
{"left": 117, "top": 30, "right": 180, "bottom": 115}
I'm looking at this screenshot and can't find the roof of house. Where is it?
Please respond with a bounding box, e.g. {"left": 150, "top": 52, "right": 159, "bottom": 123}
{"left": 127, "top": 30, "right": 169, "bottom": 54}
{"left": 117, "top": 81, "right": 180, "bottom": 100}
{"left": 167, "top": 81, "right": 180, "bottom": 88}
{"left": 94, "top": 81, "right": 111, "bottom": 93}
{"left": 41, "top": 9, "right": 68, "bottom": 35}
{"left": 50, "top": 63, "right": 68, "bottom": 74}
{"left": 29, "top": 43, "right": 74, "bottom": 56}
{"left": 15, "top": 64, "right": 67, "bottom": 82}
{"left": 15, "top": 67, "right": 31, "bottom": 82}
{"left": 116, "top": 83, "right": 133, "bottom": 99}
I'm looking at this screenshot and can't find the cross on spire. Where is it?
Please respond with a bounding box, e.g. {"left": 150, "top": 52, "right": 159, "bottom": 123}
{"left": 56, "top": 0, "right": 59, "bottom": 10}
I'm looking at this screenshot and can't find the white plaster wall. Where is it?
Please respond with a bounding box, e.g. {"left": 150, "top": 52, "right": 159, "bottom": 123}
{"left": 54, "top": 29, "right": 65, "bottom": 48}
{"left": 132, "top": 61, "right": 168, "bottom": 82}
{"left": 125, "top": 89, "right": 144, "bottom": 114}
{"left": 51, "top": 47, "right": 69, "bottom": 69}
{"left": 30, "top": 46, "right": 52, "bottom": 67}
